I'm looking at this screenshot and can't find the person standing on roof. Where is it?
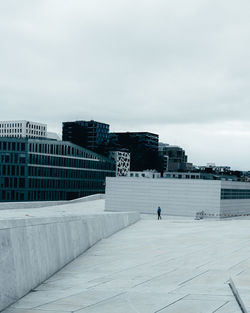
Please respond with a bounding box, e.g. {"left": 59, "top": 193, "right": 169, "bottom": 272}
{"left": 157, "top": 206, "right": 162, "bottom": 220}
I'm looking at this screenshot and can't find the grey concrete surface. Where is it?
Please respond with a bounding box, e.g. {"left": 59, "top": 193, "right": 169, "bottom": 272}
{"left": 4, "top": 216, "right": 250, "bottom": 313}
{"left": 0, "top": 199, "right": 139, "bottom": 312}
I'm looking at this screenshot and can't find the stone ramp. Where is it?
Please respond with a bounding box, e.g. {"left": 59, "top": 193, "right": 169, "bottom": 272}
{"left": 0, "top": 200, "right": 139, "bottom": 312}
{"left": 4, "top": 217, "right": 250, "bottom": 312}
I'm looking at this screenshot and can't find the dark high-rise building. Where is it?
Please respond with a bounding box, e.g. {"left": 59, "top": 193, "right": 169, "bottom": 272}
{"left": 62, "top": 120, "right": 109, "bottom": 154}
{"left": 109, "top": 132, "right": 159, "bottom": 171}
{"left": 0, "top": 137, "right": 115, "bottom": 202}
{"left": 158, "top": 143, "right": 188, "bottom": 172}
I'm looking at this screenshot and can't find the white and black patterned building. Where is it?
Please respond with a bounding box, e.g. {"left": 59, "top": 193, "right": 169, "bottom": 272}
{"left": 109, "top": 151, "right": 130, "bottom": 176}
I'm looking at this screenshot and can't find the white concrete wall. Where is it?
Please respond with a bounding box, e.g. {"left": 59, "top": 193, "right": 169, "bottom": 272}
{"left": 0, "top": 211, "right": 139, "bottom": 312}
{"left": 220, "top": 181, "right": 250, "bottom": 216}
{"left": 105, "top": 177, "right": 221, "bottom": 217}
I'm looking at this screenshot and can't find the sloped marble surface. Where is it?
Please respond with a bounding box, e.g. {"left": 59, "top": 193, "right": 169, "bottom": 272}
{"left": 4, "top": 216, "right": 250, "bottom": 312}
{"left": 0, "top": 199, "right": 139, "bottom": 311}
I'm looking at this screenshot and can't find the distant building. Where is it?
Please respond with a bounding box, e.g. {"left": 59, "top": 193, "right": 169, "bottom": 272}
{"left": 109, "top": 151, "right": 130, "bottom": 176}
{"left": 47, "top": 132, "right": 61, "bottom": 141}
{"left": 163, "top": 172, "right": 200, "bottom": 179}
{"left": 0, "top": 137, "right": 115, "bottom": 202}
{"left": 62, "top": 120, "right": 109, "bottom": 154}
{"left": 158, "top": 143, "right": 188, "bottom": 172}
{"left": 0, "top": 120, "right": 47, "bottom": 139}
{"left": 197, "top": 163, "right": 231, "bottom": 173}
{"left": 158, "top": 143, "right": 169, "bottom": 172}
{"left": 128, "top": 170, "right": 161, "bottom": 179}
{"left": 163, "top": 171, "right": 237, "bottom": 181}
{"left": 109, "top": 132, "right": 159, "bottom": 171}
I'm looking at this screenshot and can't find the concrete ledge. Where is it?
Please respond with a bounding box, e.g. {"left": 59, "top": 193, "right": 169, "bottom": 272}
{"left": 0, "top": 194, "right": 105, "bottom": 210}
{"left": 0, "top": 210, "right": 139, "bottom": 312}
{"left": 228, "top": 278, "right": 248, "bottom": 313}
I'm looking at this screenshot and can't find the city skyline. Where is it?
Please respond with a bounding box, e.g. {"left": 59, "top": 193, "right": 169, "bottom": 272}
{"left": 1, "top": 0, "right": 250, "bottom": 170}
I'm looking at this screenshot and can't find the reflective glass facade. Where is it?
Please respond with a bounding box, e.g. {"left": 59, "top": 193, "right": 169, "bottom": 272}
{"left": 109, "top": 132, "right": 159, "bottom": 171}
{"left": 62, "top": 120, "right": 109, "bottom": 154}
{"left": 0, "top": 138, "right": 115, "bottom": 202}
{"left": 221, "top": 189, "right": 250, "bottom": 200}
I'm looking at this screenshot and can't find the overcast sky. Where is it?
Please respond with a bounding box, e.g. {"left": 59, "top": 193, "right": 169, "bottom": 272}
{"left": 1, "top": 0, "right": 250, "bottom": 170}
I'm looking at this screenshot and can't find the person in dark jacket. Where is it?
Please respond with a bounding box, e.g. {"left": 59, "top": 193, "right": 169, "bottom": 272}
{"left": 157, "top": 206, "right": 162, "bottom": 220}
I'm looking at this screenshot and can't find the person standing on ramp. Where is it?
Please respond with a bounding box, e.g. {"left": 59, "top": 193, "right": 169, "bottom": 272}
{"left": 157, "top": 206, "right": 162, "bottom": 220}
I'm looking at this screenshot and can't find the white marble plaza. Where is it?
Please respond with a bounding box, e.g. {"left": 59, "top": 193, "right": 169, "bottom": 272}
{"left": 3, "top": 215, "right": 250, "bottom": 313}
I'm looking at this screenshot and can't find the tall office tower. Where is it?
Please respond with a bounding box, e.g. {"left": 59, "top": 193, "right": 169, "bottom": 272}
{"left": 62, "top": 120, "right": 110, "bottom": 154}
{"left": 0, "top": 120, "right": 47, "bottom": 139}
{"left": 109, "top": 132, "right": 159, "bottom": 171}
{"left": 0, "top": 137, "right": 115, "bottom": 202}
{"left": 158, "top": 143, "right": 188, "bottom": 172}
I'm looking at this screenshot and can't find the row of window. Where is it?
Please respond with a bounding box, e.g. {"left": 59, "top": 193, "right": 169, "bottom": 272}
{"left": 1, "top": 190, "right": 25, "bottom": 201}
{"left": 26, "top": 130, "right": 46, "bottom": 136}
{"left": 1, "top": 177, "right": 25, "bottom": 188}
{"left": 28, "top": 142, "right": 98, "bottom": 159}
{"left": 1, "top": 153, "right": 26, "bottom": 164}
{"left": 1, "top": 165, "right": 25, "bottom": 176}
{"left": 26, "top": 123, "right": 46, "bottom": 130}
{"left": 0, "top": 141, "right": 26, "bottom": 151}
{"left": 221, "top": 189, "right": 250, "bottom": 199}
{"left": 29, "top": 154, "right": 114, "bottom": 171}
{"left": 0, "top": 128, "right": 22, "bottom": 133}
{"left": 0, "top": 135, "right": 45, "bottom": 139}
{"left": 164, "top": 174, "right": 199, "bottom": 179}
{"left": 27, "top": 190, "right": 94, "bottom": 201}
{"left": 0, "top": 123, "right": 23, "bottom": 128}
{"left": 0, "top": 122, "right": 46, "bottom": 130}
{"left": 28, "top": 166, "right": 112, "bottom": 179}
{"left": 28, "top": 178, "right": 105, "bottom": 190}
{"left": 0, "top": 129, "right": 46, "bottom": 137}
{"left": 0, "top": 134, "right": 25, "bottom": 138}
{"left": 0, "top": 189, "right": 96, "bottom": 201}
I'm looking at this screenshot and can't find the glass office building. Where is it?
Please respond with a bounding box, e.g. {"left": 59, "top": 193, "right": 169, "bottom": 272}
{"left": 109, "top": 132, "right": 159, "bottom": 171}
{"left": 0, "top": 138, "right": 115, "bottom": 202}
{"left": 62, "top": 120, "right": 110, "bottom": 154}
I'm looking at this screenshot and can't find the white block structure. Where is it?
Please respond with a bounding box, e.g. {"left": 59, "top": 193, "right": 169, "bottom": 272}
{"left": 105, "top": 177, "right": 250, "bottom": 217}
{"left": 0, "top": 120, "right": 47, "bottom": 138}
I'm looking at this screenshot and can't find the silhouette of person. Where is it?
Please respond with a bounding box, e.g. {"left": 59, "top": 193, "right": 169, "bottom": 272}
{"left": 157, "top": 206, "right": 162, "bottom": 220}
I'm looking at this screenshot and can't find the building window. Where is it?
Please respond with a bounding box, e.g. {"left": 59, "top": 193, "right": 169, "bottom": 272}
{"left": 221, "top": 189, "right": 250, "bottom": 199}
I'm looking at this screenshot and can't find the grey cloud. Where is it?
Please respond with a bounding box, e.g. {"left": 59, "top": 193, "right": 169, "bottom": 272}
{"left": 1, "top": 0, "right": 250, "bottom": 168}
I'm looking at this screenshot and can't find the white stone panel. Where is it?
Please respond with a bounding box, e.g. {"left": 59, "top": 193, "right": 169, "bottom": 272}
{"left": 105, "top": 177, "right": 221, "bottom": 217}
